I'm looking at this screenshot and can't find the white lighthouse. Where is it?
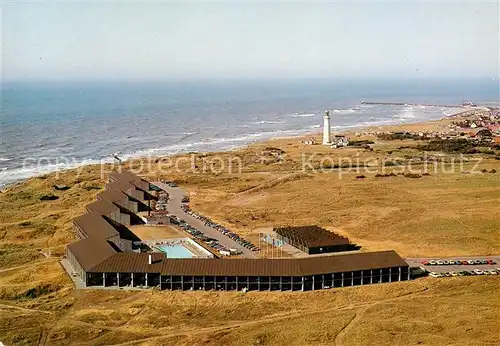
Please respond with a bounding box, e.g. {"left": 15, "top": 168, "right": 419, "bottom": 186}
{"left": 322, "top": 111, "right": 331, "bottom": 145}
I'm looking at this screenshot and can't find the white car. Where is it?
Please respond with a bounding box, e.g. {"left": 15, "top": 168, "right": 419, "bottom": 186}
{"left": 437, "top": 260, "right": 445, "bottom": 265}
{"left": 429, "top": 272, "right": 442, "bottom": 278}
{"left": 474, "top": 269, "right": 484, "bottom": 275}
{"left": 449, "top": 260, "right": 456, "bottom": 265}
{"left": 488, "top": 270, "right": 498, "bottom": 275}
{"left": 429, "top": 260, "right": 437, "bottom": 265}
{"left": 468, "top": 260, "right": 475, "bottom": 265}
{"left": 443, "top": 260, "right": 450, "bottom": 265}
{"left": 450, "top": 272, "right": 459, "bottom": 277}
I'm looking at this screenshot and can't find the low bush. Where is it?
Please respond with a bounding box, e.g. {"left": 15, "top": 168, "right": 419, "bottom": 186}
{"left": 375, "top": 173, "right": 397, "bottom": 178}
{"left": 83, "top": 186, "right": 101, "bottom": 191}
{"left": 404, "top": 173, "right": 422, "bottom": 178}
{"left": 377, "top": 133, "right": 424, "bottom": 140}
{"left": 39, "top": 194, "right": 59, "bottom": 201}
{"left": 349, "top": 140, "right": 375, "bottom": 147}
{"left": 417, "top": 139, "right": 476, "bottom": 153}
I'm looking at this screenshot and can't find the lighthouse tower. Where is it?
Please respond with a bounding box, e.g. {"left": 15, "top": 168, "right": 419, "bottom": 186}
{"left": 322, "top": 111, "right": 331, "bottom": 145}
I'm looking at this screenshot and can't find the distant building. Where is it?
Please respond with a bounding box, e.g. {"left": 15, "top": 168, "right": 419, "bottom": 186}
{"left": 273, "top": 225, "right": 355, "bottom": 254}
{"left": 64, "top": 171, "right": 410, "bottom": 292}
{"left": 303, "top": 138, "right": 316, "bottom": 145}
{"left": 462, "top": 101, "right": 477, "bottom": 107}
{"left": 487, "top": 124, "right": 500, "bottom": 134}
{"left": 331, "top": 135, "right": 349, "bottom": 148}
{"left": 469, "top": 128, "right": 493, "bottom": 139}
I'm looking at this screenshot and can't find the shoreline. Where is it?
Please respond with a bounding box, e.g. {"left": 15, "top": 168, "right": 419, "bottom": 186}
{"left": 0, "top": 107, "right": 477, "bottom": 191}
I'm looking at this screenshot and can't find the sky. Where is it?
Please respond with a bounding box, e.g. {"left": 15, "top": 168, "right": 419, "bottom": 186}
{"left": 3, "top": 1, "right": 499, "bottom": 80}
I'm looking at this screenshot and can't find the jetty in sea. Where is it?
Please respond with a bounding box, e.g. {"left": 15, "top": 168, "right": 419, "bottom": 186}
{"left": 361, "top": 101, "right": 466, "bottom": 108}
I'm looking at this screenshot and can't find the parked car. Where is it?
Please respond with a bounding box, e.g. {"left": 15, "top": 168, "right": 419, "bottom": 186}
{"left": 429, "top": 260, "right": 437, "bottom": 265}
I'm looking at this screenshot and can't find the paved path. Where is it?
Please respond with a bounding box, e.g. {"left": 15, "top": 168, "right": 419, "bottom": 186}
{"left": 406, "top": 256, "right": 500, "bottom": 273}
{"left": 154, "top": 182, "right": 258, "bottom": 259}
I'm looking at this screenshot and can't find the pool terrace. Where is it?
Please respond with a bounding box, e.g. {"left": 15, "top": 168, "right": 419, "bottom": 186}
{"left": 142, "top": 238, "right": 214, "bottom": 259}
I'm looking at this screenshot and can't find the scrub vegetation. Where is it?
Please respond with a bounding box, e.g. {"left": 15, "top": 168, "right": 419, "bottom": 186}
{"left": 1, "top": 119, "right": 499, "bottom": 345}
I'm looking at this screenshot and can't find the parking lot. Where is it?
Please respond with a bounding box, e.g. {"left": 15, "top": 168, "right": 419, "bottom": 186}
{"left": 153, "top": 182, "right": 259, "bottom": 259}
{"left": 406, "top": 256, "right": 500, "bottom": 277}
{"left": 182, "top": 206, "right": 260, "bottom": 253}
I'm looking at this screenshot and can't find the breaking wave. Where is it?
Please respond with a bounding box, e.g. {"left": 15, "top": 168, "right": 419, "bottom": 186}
{"left": 287, "top": 113, "right": 316, "bottom": 117}
{"left": 333, "top": 108, "right": 356, "bottom": 114}
{"left": 253, "top": 120, "right": 283, "bottom": 124}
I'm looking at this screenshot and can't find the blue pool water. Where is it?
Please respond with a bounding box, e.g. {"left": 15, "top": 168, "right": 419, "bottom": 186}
{"left": 158, "top": 244, "right": 194, "bottom": 258}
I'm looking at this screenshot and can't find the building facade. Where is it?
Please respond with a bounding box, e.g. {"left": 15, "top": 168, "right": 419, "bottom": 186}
{"left": 64, "top": 171, "right": 410, "bottom": 292}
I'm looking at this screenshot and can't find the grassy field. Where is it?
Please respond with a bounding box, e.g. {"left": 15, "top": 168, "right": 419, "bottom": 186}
{"left": 0, "top": 119, "right": 499, "bottom": 345}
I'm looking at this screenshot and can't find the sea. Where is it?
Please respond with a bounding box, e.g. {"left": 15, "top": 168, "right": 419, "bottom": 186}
{"left": 1, "top": 78, "right": 498, "bottom": 187}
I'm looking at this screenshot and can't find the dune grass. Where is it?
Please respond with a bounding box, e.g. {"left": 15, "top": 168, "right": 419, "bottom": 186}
{"left": 0, "top": 119, "right": 499, "bottom": 345}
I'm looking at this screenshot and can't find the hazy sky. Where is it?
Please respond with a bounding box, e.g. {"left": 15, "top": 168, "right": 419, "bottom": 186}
{"left": 3, "top": 1, "right": 499, "bottom": 80}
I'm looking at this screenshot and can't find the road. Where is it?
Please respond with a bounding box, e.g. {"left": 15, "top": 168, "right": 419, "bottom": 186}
{"left": 406, "top": 256, "right": 500, "bottom": 273}
{"left": 153, "top": 182, "right": 258, "bottom": 259}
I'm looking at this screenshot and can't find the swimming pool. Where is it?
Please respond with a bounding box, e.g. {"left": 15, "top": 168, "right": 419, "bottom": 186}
{"left": 157, "top": 244, "right": 194, "bottom": 258}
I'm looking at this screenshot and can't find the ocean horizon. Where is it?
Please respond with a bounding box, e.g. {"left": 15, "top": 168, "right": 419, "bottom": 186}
{"left": 1, "top": 78, "right": 498, "bottom": 187}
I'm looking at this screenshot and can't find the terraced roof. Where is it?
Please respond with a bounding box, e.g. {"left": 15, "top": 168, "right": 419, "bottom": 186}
{"left": 86, "top": 200, "right": 120, "bottom": 216}
{"left": 72, "top": 212, "right": 119, "bottom": 240}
